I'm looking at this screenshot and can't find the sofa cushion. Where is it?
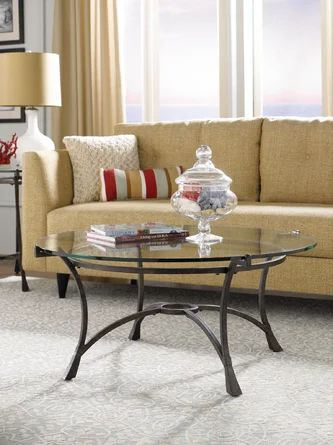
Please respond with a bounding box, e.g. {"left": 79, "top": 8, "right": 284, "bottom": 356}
{"left": 48, "top": 200, "right": 182, "bottom": 229}
{"left": 260, "top": 118, "right": 333, "bottom": 204}
{"left": 200, "top": 119, "right": 263, "bottom": 201}
{"left": 226, "top": 202, "right": 332, "bottom": 259}
{"left": 63, "top": 135, "right": 140, "bottom": 204}
{"left": 115, "top": 119, "right": 263, "bottom": 202}
{"left": 100, "top": 166, "right": 182, "bottom": 201}
{"left": 47, "top": 201, "right": 331, "bottom": 259}
{"left": 114, "top": 121, "right": 202, "bottom": 171}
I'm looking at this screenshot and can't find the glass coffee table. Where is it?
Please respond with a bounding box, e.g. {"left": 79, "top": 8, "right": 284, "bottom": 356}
{"left": 35, "top": 226, "right": 316, "bottom": 396}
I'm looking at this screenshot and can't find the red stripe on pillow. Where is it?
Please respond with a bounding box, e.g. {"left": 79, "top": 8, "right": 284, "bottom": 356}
{"left": 104, "top": 169, "right": 117, "bottom": 201}
{"left": 143, "top": 169, "right": 157, "bottom": 198}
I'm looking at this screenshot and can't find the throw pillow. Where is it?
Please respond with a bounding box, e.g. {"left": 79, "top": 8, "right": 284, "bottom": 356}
{"left": 100, "top": 166, "right": 183, "bottom": 201}
{"left": 63, "top": 135, "right": 139, "bottom": 204}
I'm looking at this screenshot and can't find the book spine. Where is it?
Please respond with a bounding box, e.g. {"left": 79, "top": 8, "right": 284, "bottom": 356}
{"left": 114, "top": 231, "right": 189, "bottom": 244}
{"left": 91, "top": 225, "right": 185, "bottom": 236}
{"left": 148, "top": 228, "right": 184, "bottom": 234}
{"left": 86, "top": 232, "right": 117, "bottom": 242}
{"left": 87, "top": 231, "right": 150, "bottom": 241}
{"left": 86, "top": 237, "right": 116, "bottom": 247}
{"left": 91, "top": 228, "right": 138, "bottom": 237}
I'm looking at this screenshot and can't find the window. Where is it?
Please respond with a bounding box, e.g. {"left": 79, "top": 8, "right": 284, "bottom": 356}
{"left": 262, "top": 0, "right": 321, "bottom": 116}
{"left": 159, "top": 0, "right": 218, "bottom": 121}
{"left": 119, "top": 0, "right": 218, "bottom": 122}
{"left": 119, "top": 0, "right": 325, "bottom": 122}
{"left": 119, "top": 0, "right": 143, "bottom": 122}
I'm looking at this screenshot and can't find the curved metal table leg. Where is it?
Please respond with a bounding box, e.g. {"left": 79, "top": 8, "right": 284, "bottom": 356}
{"left": 60, "top": 257, "right": 162, "bottom": 380}
{"left": 258, "top": 263, "right": 283, "bottom": 352}
{"left": 184, "top": 310, "right": 224, "bottom": 365}
{"left": 60, "top": 257, "right": 89, "bottom": 380}
{"left": 220, "top": 267, "right": 242, "bottom": 396}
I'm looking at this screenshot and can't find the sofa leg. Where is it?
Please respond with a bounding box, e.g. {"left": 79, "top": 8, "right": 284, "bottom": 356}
{"left": 57, "top": 273, "right": 70, "bottom": 298}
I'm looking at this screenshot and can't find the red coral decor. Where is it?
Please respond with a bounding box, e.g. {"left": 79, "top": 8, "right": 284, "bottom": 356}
{"left": 0, "top": 134, "right": 18, "bottom": 165}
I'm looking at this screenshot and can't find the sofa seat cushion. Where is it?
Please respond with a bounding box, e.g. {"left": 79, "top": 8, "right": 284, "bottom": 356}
{"left": 226, "top": 202, "right": 332, "bottom": 259}
{"left": 47, "top": 200, "right": 186, "bottom": 235}
{"left": 47, "top": 201, "right": 331, "bottom": 259}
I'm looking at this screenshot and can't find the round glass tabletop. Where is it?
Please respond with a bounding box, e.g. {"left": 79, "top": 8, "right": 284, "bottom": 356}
{"left": 36, "top": 226, "right": 316, "bottom": 263}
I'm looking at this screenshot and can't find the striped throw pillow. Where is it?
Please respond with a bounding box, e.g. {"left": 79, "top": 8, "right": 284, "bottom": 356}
{"left": 100, "top": 167, "right": 183, "bottom": 201}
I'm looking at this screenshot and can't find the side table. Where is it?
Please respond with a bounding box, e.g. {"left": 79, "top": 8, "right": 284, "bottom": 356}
{"left": 0, "top": 167, "right": 29, "bottom": 291}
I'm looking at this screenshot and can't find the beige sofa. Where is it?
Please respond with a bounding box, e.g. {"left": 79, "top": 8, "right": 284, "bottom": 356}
{"left": 22, "top": 118, "right": 333, "bottom": 298}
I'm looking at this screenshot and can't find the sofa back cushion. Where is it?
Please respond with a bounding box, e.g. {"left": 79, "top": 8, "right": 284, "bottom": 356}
{"left": 260, "top": 118, "right": 333, "bottom": 204}
{"left": 115, "top": 118, "right": 263, "bottom": 202}
{"left": 200, "top": 119, "right": 262, "bottom": 201}
{"left": 114, "top": 121, "right": 202, "bottom": 171}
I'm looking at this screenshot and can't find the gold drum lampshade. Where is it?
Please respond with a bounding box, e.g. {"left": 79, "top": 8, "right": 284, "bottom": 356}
{"left": 0, "top": 52, "right": 62, "bottom": 167}
{"left": 0, "top": 52, "right": 61, "bottom": 107}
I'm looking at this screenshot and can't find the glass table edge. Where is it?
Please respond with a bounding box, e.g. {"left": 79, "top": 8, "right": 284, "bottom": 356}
{"left": 35, "top": 241, "right": 317, "bottom": 263}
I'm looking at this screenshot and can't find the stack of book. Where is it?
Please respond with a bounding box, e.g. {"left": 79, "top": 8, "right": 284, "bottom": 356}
{"left": 86, "top": 223, "right": 189, "bottom": 247}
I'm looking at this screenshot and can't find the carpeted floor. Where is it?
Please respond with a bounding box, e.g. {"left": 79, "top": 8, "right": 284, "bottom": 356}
{"left": 0, "top": 276, "right": 332, "bottom": 445}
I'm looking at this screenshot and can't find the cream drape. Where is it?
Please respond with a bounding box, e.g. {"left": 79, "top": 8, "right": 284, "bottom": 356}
{"left": 52, "top": 0, "right": 123, "bottom": 148}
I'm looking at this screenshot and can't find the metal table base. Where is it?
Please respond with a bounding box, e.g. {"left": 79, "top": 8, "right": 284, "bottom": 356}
{"left": 35, "top": 249, "right": 286, "bottom": 397}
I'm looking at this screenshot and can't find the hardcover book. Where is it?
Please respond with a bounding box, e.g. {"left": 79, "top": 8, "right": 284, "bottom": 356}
{"left": 87, "top": 237, "right": 183, "bottom": 252}
{"left": 87, "top": 227, "right": 189, "bottom": 245}
{"left": 90, "top": 223, "right": 187, "bottom": 237}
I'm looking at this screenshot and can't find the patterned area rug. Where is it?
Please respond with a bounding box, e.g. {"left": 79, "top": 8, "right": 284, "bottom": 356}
{"left": 0, "top": 276, "right": 332, "bottom": 445}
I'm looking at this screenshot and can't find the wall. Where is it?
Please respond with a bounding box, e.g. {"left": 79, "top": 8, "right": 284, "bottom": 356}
{"left": 0, "top": 0, "right": 54, "bottom": 254}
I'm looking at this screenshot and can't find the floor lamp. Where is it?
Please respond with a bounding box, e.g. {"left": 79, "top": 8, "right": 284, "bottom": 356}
{"left": 0, "top": 52, "right": 61, "bottom": 167}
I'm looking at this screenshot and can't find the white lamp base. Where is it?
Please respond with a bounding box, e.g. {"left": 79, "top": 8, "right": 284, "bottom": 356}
{"left": 16, "top": 108, "right": 54, "bottom": 167}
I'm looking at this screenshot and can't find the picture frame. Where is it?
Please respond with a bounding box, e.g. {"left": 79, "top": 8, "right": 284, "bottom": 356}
{"left": 0, "top": 0, "right": 24, "bottom": 45}
{"left": 0, "top": 47, "right": 25, "bottom": 122}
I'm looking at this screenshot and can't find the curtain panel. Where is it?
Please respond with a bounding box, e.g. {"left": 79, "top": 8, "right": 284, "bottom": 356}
{"left": 52, "top": 0, "right": 123, "bottom": 148}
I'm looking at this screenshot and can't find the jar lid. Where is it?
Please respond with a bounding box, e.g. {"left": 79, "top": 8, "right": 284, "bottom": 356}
{"left": 176, "top": 145, "right": 232, "bottom": 187}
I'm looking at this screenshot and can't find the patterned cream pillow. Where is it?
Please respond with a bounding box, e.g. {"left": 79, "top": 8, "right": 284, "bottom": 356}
{"left": 63, "top": 135, "right": 140, "bottom": 204}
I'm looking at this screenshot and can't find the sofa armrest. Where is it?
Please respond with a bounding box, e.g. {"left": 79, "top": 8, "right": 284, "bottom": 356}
{"left": 22, "top": 150, "right": 73, "bottom": 272}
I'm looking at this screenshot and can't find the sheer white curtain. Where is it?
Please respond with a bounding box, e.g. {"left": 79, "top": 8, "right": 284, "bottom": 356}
{"left": 322, "top": 0, "right": 333, "bottom": 115}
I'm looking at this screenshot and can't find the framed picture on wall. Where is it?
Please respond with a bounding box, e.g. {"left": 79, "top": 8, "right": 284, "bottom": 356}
{"left": 0, "top": 0, "right": 24, "bottom": 45}
{"left": 0, "top": 106, "right": 25, "bottom": 123}
{"left": 0, "top": 47, "right": 25, "bottom": 122}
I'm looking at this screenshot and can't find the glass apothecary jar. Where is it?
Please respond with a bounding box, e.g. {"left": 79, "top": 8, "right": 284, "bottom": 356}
{"left": 170, "top": 145, "right": 237, "bottom": 244}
